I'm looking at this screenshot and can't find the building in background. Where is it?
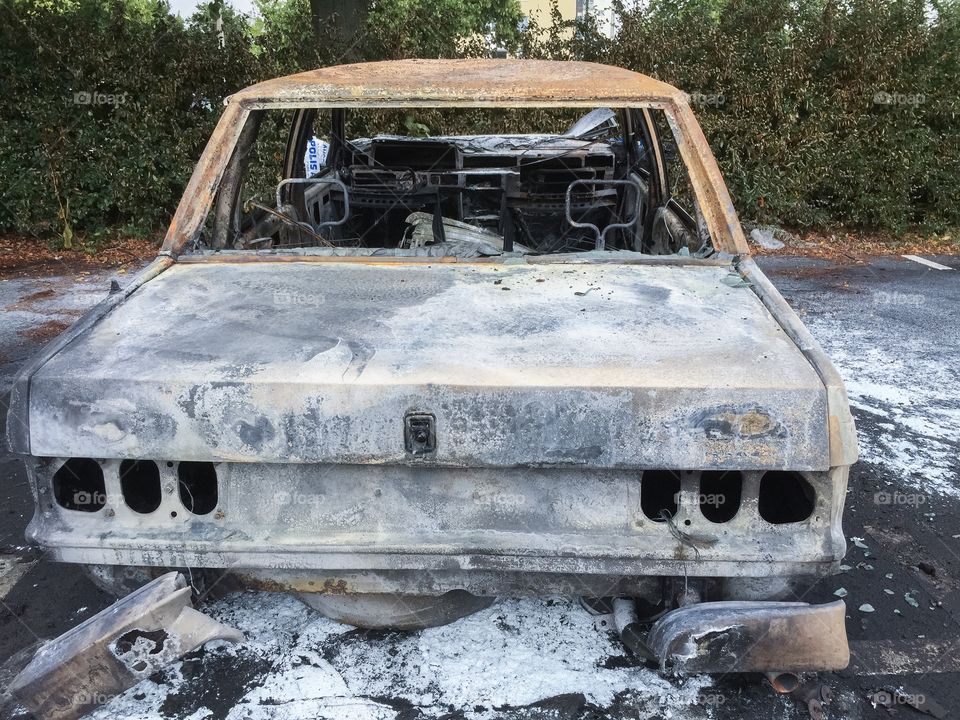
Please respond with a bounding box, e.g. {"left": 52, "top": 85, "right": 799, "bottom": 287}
{"left": 519, "top": 0, "right": 576, "bottom": 25}
{"left": 519, "top": 0, "right": 618, "bottom": 38}
{"left": 168, "top": 0, "right": 255, "bottom": 16}
{"left": 578, "top": 0, "right": 618, "bottom": 37}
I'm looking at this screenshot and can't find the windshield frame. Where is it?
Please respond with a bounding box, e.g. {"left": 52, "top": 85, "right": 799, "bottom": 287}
{"left": 161, "top": 96, "right": 749, "bottom": 259}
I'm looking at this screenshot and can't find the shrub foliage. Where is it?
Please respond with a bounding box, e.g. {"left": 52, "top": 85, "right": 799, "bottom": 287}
{"left": 0, "top": 0, "right": 956, "bottom": 242}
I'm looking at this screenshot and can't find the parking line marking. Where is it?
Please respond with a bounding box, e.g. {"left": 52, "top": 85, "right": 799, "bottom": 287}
{"left": 902, "top": 255, "right": 953, "bottom": 270}
{"left": 848, "top": 639, "right": 960, "bottom": 675}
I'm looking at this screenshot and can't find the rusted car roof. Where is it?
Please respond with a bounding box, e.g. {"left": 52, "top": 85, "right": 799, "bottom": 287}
{"left": 230, "top": 59, "right": 683, "bottom": 107}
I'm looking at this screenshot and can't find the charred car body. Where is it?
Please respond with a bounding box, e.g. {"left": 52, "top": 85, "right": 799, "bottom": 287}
{"left": 7, "top": 60, "right": 857, "bottom": 676}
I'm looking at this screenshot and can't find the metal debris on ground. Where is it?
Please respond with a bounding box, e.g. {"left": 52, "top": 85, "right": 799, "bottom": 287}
{"left": 749, "top": 227, "right": 786, "bottom": 250}
{"left": 646, "top": 600, "right": 849, "bottom": 675}
{"left": 790, "top": 682, "right": 833, "bottom": 720}
{"left": 8, "top": 572, "right": 243, "bottom": 720}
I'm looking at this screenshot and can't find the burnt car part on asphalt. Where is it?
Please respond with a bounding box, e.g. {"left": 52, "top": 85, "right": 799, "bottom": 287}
{"left": 8, "top": 572, "right": 242, "bottom": 720}
{"left": 5, "top": 60, "right": 858, "bottom": 679}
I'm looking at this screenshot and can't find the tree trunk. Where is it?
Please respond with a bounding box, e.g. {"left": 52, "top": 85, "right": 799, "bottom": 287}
{"left": 309, "top": 0, "right": 366, "bottom": 41}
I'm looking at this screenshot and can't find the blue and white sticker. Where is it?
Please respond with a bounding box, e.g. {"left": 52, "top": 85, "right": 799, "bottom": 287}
{"left": 304, "top": 137, "right": 330, "bottom": 177}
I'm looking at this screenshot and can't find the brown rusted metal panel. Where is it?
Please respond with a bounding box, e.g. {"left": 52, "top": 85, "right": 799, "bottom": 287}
{"left": 9, "top": 572, "right": 242, "bottom": 720}
{"left": 160, "top": 102, "right": 249, "bottom": 256}
{"left": 230, "top": 59, "right": 683, "bottom": 108}
{"left": 648, "top": 600, "right": 850, "bottom": 674}
{"left": 667, "top": 100, "right": 750, "bottom": 255}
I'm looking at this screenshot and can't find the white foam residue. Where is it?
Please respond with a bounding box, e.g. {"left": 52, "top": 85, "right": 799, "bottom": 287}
{"left": 803, "top": 313, "right": 960, "bottom": 497}
{"left": 93, "top": 593, "right": 717, "bottom": 719}
{"left": 210, "top": 590, "right": 317, "bottom": 652}
{"left": 86, "top": 664, "right": 187, "bottom": 719}
{"left": 183, "top": 710, "right": 214, "bottom": 720}
{"left": 275, "top": 597, "right": 711, "bottom": 718}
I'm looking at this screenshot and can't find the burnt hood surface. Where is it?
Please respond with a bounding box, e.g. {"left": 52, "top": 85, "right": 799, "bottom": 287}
{"left": 28, "top": 260, "right": 830, "bottom": 469}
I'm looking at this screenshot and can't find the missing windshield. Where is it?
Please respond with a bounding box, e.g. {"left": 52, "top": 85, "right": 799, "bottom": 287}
{"left": 201, "top": 106, "right": 708, "bottom": 258}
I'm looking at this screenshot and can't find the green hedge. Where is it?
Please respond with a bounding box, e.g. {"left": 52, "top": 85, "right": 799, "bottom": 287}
{"left": 605, "top": 0, "right": 960, "bottom": 232}
{"left": 0, "top": 0, "right": 956, "bottom": 244}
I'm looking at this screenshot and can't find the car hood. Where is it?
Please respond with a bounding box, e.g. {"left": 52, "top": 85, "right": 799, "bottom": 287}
{"left": 26, "top": 258, "right": 830, "bottom": 469}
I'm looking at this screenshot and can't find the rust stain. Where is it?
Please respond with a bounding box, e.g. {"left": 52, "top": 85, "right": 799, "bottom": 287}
{"left": 232, "top": 59, "right": 682, "bottom": 106}
{"left": 161, "top": 102, "right": 249, "bottom": 256}
{"left": 739, "top": 410, "right": 777, "bottom": 436}
{"left": 319, "top": 579, "right": 350, "bottom": 595}
{"left": 236, "top": 575, "right": 350, "bottom": 595}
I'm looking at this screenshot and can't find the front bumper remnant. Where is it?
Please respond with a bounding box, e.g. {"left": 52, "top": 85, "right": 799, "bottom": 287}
{"left": 647, "top": 600, "right": 849, "bottom": 674}
{"left": 9, "top": 572, "right": 243, "bottom": 720}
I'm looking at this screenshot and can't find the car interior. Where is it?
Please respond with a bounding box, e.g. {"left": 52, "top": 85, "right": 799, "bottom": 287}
{"left": 205, "top": 107, "right": 711, "bottom": 258}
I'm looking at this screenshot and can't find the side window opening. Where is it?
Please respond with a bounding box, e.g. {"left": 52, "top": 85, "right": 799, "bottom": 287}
{"left": 647, "top": 109, "right": 713, "bottom": 256}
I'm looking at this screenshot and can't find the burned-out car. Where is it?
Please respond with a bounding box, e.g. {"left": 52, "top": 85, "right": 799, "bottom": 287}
{"left": 8, "top": 60, "right": 857, "bottom": 679}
